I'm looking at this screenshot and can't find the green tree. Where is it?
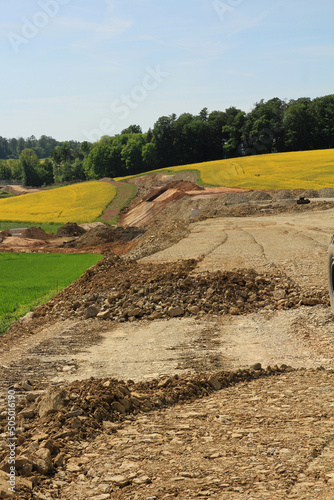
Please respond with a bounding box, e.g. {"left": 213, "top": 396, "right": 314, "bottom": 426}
{"left": 283, "top": 98, "right": 315, "bottom": 151}
{"left": 19, "top": 149, "right": 40, "bottom": 186}
{"left": 121, "top": 134, "right": 145, "bottom": 174}
{"left": 142, "top": 142, "right": 159, "bottom": 171}
{"left": 312, "top": 94, "right": 334, "bottom": 149}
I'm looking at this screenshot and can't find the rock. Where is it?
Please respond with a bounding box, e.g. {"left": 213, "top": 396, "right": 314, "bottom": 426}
{"left": 208, "top": 376, "right": 221, "bottom": 391}
{"left": 168, "top": 306, "right": 185, "bottom": 317}
{"left": 38, "top": 389, "right": 68, "bottom": 418}
{"left": 251, "top": 363, "right": 262, "bottom": 371}
{"left": 0, "top": 470, "right": 15, "bottom": 498}
{"left": 109, "top": 475, "right": 130, "bottom": 487}
{"left": 229, "top": 307, "right": 240, "bottom": 315}
{"left": 110, "top": 402, "right": 126, "bottom": 415}
{"left": 19, "top": 410, "right": 35, "bottom": 419}
{"left": 273, "top": 289, "right": 286, "bottom": 300}
{"left": 133, "top": 476, "right": 152, "bottom": 485}
{"left": 66, "top": 463, "right": 81, "bottom": 473}
{"left": 21, "top": 381, "right": 34, "bottom": 391}
{"left": 13, "top": 456, "right": 33, "bottom": 476}
{"left": 188, "top": 305, "right": 200, "bottom": 314}
{"left": 53, "top": 453, "right": 65, "bottom": 467}
{"left": 97, "top": 309, "right": 111, "bottom": 319}
{"left": 33, "top": 448, "right": 53, "bottom": 474}
{"left": 84, "top": 305, "right": 100, "bottom": 319}
{"left": 125, "top": 307, "right": 142, "bottom": 317}
{"left": 107, "top": 291, "right": 121, "bottom": 303}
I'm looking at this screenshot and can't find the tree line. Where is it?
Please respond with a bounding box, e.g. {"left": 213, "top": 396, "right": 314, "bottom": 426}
{"left": 1, "top": 94, "right": 333, "bottom": 187}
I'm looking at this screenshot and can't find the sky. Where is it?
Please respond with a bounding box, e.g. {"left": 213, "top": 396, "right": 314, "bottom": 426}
{"left": 1, "top": 0, "right": 334, "bottom": 142}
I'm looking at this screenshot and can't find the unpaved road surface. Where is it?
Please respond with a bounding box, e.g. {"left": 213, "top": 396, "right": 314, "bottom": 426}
{"left": 0, "top": 205, "right": 334, "bottom": 499}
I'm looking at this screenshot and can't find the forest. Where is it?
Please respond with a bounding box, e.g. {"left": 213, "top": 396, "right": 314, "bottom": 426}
{"left": 0, "top": 94, "right": 333, "bottom": 187}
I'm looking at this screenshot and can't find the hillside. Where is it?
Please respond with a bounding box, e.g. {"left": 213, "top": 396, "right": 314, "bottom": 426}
{"left": 119, "top": 149, "right": 334, "bottom": 190}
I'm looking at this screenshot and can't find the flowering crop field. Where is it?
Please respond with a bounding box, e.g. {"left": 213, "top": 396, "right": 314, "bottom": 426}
{"left": 0, "top": 181, "right": 116, "bottom": 224}
{"left": 0, "top": 252, "right": 102, "bottom": 333}
{"left": 119, "top": 149, "right": 334, "bottom": 190}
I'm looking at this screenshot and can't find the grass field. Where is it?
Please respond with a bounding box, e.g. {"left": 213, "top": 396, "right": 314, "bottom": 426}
{"left": 118, "top": 149, "right": 334, "bottom": 190}
{"left": 0, "top": 181, "right": 116, "bottom": 224}
{"left": 0, "top": 221, "right": 63, "bottom": 233}
{"left": 0, "top": 252, "right": 102, "bottom": 334}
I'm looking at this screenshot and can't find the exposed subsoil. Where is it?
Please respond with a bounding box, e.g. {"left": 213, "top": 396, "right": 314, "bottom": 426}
{"left": 0, "top": 173, "right": 334, "bottom": 499}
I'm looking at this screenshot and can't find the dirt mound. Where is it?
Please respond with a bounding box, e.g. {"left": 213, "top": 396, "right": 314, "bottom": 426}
{"left": 0, "top": 229, "right": 10, "bottom": 238}
{"left": 64, "top": 225, "right": 145, "bottom": 249}
{"left": 21, "top": 226, "right": 50, "bottom": 240}
{"left": 56, "top": 222, "right": 86, "bottom": 237}
{"left": 1, "top": 237, "right": 47, "bottom": 248}
{"left": 301, "top": 189, "right": 319, "bottom": 198}
{"left": 32, "top": 256, "right": 327, "bottom": 325}
{"left": 317, "top": 187, "right": 334, "bottom": 197}
{"left": 272, "top": 190, "right": 296, "bottom": 200}
{"left": 247, "top": 190, "right": 272, "bottom": 201}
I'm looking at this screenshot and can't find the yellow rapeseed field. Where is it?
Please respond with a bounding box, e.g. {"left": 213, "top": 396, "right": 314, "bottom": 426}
{"left": 118, "top": 149, "right": 334, "bottom": 190}
{"left": 166, "top": 149, "right": 334, "bottom": 189}
{"left": 0, "top": 181, "right": 116, "bottom": 224}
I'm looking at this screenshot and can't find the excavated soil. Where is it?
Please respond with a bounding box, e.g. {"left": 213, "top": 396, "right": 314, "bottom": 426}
{"left": 1, "top": 176, "right": 334, "bottom": 499}
{"left": 63, "top": 226, "right": 145, "bottom": 250}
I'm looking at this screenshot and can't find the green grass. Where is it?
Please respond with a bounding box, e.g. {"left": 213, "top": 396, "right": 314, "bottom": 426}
{"left": 0, "top": 221, "right": 63, "bottom": 233}
{"left": 98, "top": 181, "right": 138, "bottom": 224}
{"left": 0, "top": 252, "right": 103, "bottom": 334}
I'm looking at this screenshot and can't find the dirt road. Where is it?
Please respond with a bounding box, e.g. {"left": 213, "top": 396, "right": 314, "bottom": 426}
{"left": 0, "top": 207, "right": 334, "bottom": 499}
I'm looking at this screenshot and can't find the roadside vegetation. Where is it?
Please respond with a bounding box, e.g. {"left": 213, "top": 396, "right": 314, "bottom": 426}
{"left": 0, "top": 252, "right": 102, "bottom": 334}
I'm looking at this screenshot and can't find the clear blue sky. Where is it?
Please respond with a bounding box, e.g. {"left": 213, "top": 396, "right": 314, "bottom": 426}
{"left": 1, "top": 0, "right": 333, "bottom": 141}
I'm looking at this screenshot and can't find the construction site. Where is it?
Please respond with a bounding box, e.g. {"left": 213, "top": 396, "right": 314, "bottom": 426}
{"left": 0, "top": 172, "right": 334, "bottom": 499}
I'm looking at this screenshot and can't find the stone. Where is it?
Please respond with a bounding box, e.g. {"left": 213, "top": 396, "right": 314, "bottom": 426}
{"left": 110, "top": 402, "right": 126, "bottom": 414}
{"left": 168, "top": 306, "right": 185, "bottom": 317}
{"left": 38, "top": 389, "right": 68, "bottom": 418}
{"left": 84, "top": 305, "right": 100, "bottom": 319}
{"left": 66, "top": 463, "right": 81, "bottom": 473}
{"left": 109, "top": 475, "right": 130, "bottom": 487}
{"left": 97, "top": 309, "right": 111, "bottom": 319}
{"left": 208, "top": 376, "right": 222, "bottom": 391}
{"left": 251, "top": 363, "right": 262, "bottom": 371}
{"left": 21, "top": 381, "right": 34, "bottom": 391}
{"left": 33, "top": 448, "right": 53, "bottom": 474}
{"left": 19, "top": 409, "right": 35, "bottom": 419}
{"left": 133, "top": 476, "right": 152, "bottom": 485}
{"left": 125, "top": 307, "right": 142, "bottom": 317}
{"left": 53, "top": 453, "right": 65, "bottom": 467}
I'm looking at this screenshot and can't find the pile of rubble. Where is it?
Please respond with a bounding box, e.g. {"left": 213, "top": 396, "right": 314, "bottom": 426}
{"left": 31, "top": 256, "right": 328, "bottom": 323}
{"left": 0, "top": 364, "right": 294, "bottom": 487}
{"left": 63, "top": 225, "right": 145, "bottom": 249}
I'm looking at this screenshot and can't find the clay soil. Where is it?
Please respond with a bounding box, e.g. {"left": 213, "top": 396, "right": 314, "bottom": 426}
{"left": 0, "top": 174, "right": 334, "bottom": 499}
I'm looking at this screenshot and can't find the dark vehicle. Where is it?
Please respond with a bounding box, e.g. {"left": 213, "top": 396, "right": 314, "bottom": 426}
{"left": 297, "top": 196, "right": 310, "bottom": 205}
{"left": 328, "top": 237, "right": 334, "bottom": 312}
